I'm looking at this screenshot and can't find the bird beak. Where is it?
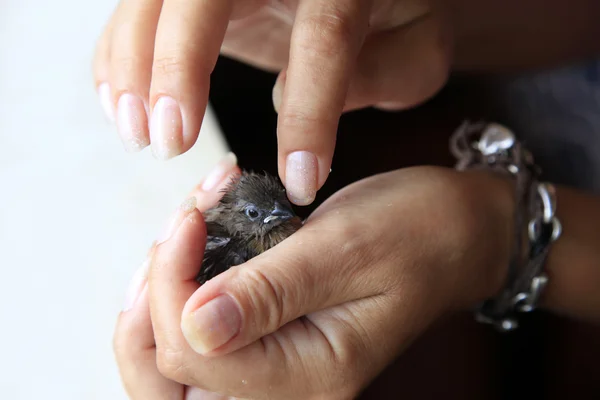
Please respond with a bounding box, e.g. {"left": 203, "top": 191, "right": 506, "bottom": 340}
{"left": 263, "top": 201, "right": 295, "bottom": 224}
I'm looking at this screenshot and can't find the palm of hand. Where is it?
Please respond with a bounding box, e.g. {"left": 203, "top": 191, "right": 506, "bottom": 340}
{"left": 173, "top": 168, "right": 509, "bottom": 398}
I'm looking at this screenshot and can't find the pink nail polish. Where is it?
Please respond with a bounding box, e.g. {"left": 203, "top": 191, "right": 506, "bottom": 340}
{"left": 122, "top": 260, "right": 149, "bottom": 311}
{"left": 116, "top": 93, "right": 150, "bottom": 152}
{"left": 285, "top": 151, "right": 318, "bottom": 206}
{"left": 202, "top": 152, "right": 238, "bottom": 192}
{"left": 156, "top": 197, "right": 198, "bottom": 245}
{"left": 98, "top": 83, "right": 114, "bottom": 122}
{"left": 150, "top": 96, "right": 183, "bottom": 160}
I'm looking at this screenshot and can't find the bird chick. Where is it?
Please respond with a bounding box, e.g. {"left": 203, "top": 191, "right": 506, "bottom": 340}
{"left": 196, "top": 170, "right": 303, "bottom": 284}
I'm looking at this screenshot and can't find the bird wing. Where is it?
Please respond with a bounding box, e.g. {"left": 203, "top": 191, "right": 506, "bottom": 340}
{"left": 204, "top": 220, "right": 231, "bottom": 250}
{"left": 196, "top": 237, "right": 249, "bottom": 284}
{"left": 196, "top": 219, "right": 250, "bottom": 284}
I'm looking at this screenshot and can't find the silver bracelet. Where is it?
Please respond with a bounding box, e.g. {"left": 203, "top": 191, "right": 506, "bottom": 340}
{"left": 450, "top": 121, "right": 562, "bottom": 331}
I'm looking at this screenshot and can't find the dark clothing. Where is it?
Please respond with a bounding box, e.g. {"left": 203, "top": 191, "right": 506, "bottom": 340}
{"left": 497, "top": 59, "right": 600, "bottom": 193}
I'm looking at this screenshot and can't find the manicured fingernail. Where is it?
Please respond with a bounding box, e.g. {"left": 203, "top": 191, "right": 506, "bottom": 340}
{"left": 122, "top": 260, "right": 149, "bottom": 311}
{"left": 272, "top": 71, "right": 286, "bottom": 113}
{"left": 202, "top": 152, "right": 238, "bottom": 192}
{"left": 116, "top": 93, "right": 150, "bottom": 152}
{"left": 182, "top": 295, "right": 242, "bottom": 355}
{"left": 272, "top": 83, "right": 282, "bottom": 113}
{"left": 285, "top": 151, "right": 318, "bottom": 206}
{"left": 150, "top": 96, "right": 183, "bottom": 160}
{"left": 156, "top": 197, "right": 197, "bottom": 245}
{"left": 98, "top": 83, "right": 114, "bottom": 122}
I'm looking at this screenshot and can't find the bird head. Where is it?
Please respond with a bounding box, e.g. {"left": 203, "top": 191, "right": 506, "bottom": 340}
{"left": 217, "top": 171, "right": 301, "bottom": 237}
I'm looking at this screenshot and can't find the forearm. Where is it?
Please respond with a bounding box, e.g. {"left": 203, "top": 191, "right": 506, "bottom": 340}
{"left": 447, "top": 0, "right": 600, "bottom": 71}
{"left": 539, "top": 186, "right": 600, "bottom": 322}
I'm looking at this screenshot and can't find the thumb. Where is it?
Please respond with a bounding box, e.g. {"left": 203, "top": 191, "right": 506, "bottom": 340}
{"left": 179, "top": 222, "right": 377, "bottom": 357}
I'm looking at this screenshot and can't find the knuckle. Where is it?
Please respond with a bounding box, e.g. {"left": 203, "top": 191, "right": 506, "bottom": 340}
{"left": 329, "top": 213, "right": 365, "bottom": 251}
{"left": 279, "top": 107, "right": 334, "bottom": 135}
{"left": 155, "top": 344, "right": 186, "bottom": 381}
{"left": 112, "top": 55, "right": 145, "bottom": 77}
{"left": 112, "top": 319, "right": 135, "bottom": 359}
{"left": 152, "top": 55, "right": 187, "bottom": 77}
{"left": 332, "top": 328, "right": 366, "bottom": 369}
{"left": 296, "top": 13, "right": 353, "bottom": 57}
{"left": 237, "top": 267, "right": 288, "bottom": 331}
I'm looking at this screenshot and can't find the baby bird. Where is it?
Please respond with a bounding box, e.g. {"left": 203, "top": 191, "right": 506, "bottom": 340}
{"left": 196, "top": 171, "right": 303, "bottom": 284}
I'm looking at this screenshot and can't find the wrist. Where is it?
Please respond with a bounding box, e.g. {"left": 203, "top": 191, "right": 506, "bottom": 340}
{"left": 449, "top": 169, "right": 516, "bottom": 309}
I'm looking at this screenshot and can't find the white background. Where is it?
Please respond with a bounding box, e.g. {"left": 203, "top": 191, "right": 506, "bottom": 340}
{"left": 0, "top": 1, "right": 229, "bottom": 398}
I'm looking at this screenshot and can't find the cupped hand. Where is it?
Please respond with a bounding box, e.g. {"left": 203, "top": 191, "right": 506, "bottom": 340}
{"left": 114, "top": 162, "right": 516, "bottom": 399}
{"left": 93, "top": 0, "right": 452, "bottom": 205}
{"left": 113, "top": 155, "right": 242, "bottom": 400}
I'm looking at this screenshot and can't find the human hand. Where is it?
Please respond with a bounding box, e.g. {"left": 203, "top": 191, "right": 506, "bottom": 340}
{"left": 115, "top": 165, "right": 516, "bottom": 399}
{"left": 113, "top": 154, "right": 242, "bottom": 400}
{"left": 93, "top": 0, "right": 451, "bottom": 205}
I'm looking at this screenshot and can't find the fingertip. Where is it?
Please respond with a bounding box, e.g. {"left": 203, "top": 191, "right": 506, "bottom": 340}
{"left": 186, "top": 152, "right": 240, "bottom": 211}
{"left": 181, "top": 293, "right": 242, "bottom": 356}
{"left": 283, "top": 151, "right": 331, "bottom": 206}
{"left": 149, "top": 95, "right": 185, "bottom": 160}
{"left": 116, "top": 93, "right": 151, "bottom": 153}
{"left": 149, "top": 204, "right": 207, "bottom": 290}
{"left": 284, "top": 151, "right": 318, "bottom": 206}
{"left": 201, "top": 152, "right": 238, "bottom": 192}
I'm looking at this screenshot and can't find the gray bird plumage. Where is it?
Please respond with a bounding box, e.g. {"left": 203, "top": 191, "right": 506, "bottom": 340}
{"left": 196, "top": 171, "right": 303, "bottom": 284}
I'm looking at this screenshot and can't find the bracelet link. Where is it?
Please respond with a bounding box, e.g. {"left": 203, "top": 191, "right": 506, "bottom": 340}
{"left": 450, "top": 120, "right": 562, "bottom": 332}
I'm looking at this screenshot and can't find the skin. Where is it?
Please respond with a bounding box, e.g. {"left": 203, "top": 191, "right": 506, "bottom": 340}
{"left": 102, "top": 0, "right": 600, "bottom": 397}
{"left": 113, "top": 155, "right": 600, "bottom": 399}
{"left": 93, "top": 0, "right": 600, "bottom": 205}
{"left": 93, "top": 0, "right": 449, "bottom": 205}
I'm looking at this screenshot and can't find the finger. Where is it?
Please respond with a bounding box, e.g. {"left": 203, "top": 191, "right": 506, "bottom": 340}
{"left": 93, "top": 9, "right": 116, "bottom": 122}
{"left": 186, "top": 152, "right": 240, "bottom": 212}
{"left": 147, "top": 151, "right": 238, "bottom": 353}
{"left": 148, "top": 0, "right": 234, "bottom": 160}
{"left": 180, "top": 210, "right": 387, "bottom": 357}
{"left": 108, "top": 0, "right": 163, "bottom": 153}
{"left": 147, "top": 202, "right": 206, "bottom": 376}
{"left": 185, "top": 387, "right": 234, "bottom": 400}
{"left": 114, "top": 279, "right": 185, "bottom": 399}
{"left": 114, "top": 149, "right": 239, "bottom": 399}
{"left": 149, "top": 200, "right": 293, "bottom": 396}
{"left": 276, "top": 0, "right": 372, "bottom": 206}
{"left": 146, "top": 160, "right": 229, "bottom": 370}
{"left": 345, "top": 12, "right": 451, "bottom": 112}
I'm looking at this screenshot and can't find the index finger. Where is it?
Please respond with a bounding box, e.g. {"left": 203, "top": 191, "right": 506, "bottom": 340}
{"left": 277, "top": 0, "right": 372, "bottom": 205}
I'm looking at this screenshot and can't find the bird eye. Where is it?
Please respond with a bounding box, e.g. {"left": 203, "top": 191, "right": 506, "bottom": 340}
{"left": 245, "top": 207, "right": 259, "bottom": 220}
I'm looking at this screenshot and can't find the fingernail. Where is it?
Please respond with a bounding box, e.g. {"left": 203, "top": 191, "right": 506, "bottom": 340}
{"left": 272, "top": 71, "right": 286, "bottom": 113}
{"left": 122, "top": 260, "right": 149, "bottom": 311}
{"left": 116, "top": 93, "right": 150, "bottom": 153}
{"left": 285, "top": 151, "right": 318, "bottom": 206}
{"left": 150, "top": 96, "right": 183, "bottom": 160}
{"left": 272, "top": 83, "right": 283, "bottom": 113}
{"left": 182, "top": 295, "right": 242, "bottom": 355}
{"left": 156, "top": 196, "right": 198, "bottom": 245}
{"left": 98, "top": 83, "right": 114, "bottom": 122}
{"left": 202, "top": 152, "right": 238, "bottom": 192}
